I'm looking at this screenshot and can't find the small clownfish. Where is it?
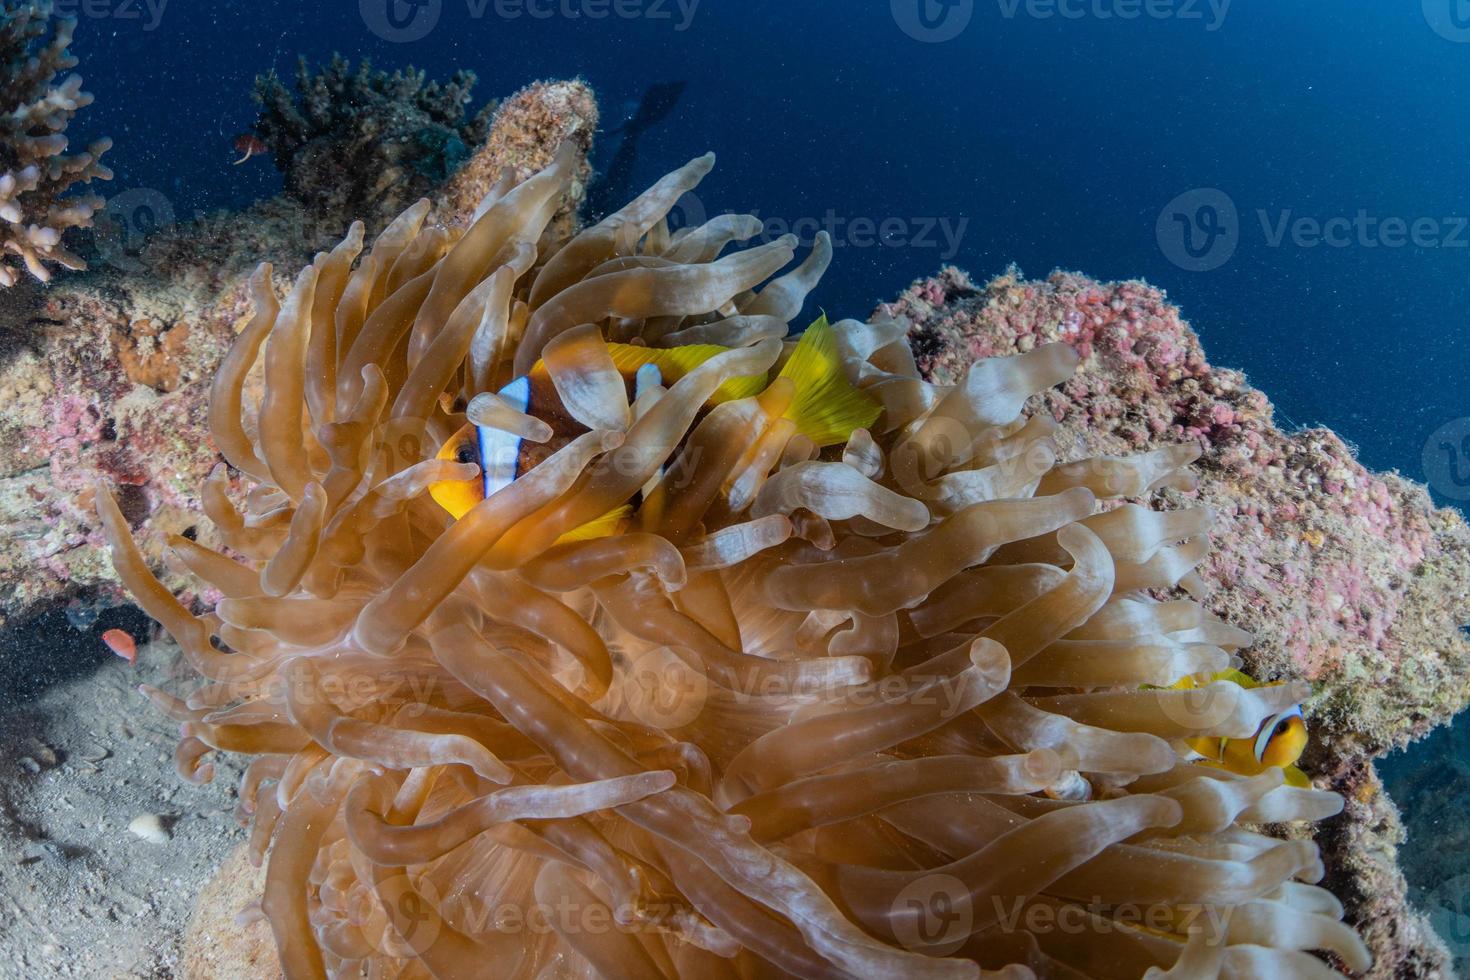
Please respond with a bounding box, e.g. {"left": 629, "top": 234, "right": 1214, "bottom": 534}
{"left": 428, "top": 316, "right": 881, "bottom": 540}
{"left": 1168, "top": 669, "right": 1311, "bottom": 787}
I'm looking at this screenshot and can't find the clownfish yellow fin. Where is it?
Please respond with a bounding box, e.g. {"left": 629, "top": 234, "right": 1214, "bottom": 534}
{"left": 1282, "top": 765, "right": 1311, "bottom": 788}
{"left": 554, "top": 504, "right": 634, "bottom": 545}
{"left": 1185, "top": 736, "right": 1225, "bottom": 762}
{"left": 1210, "top": 668, "right": 1261, "bottom": 689}
{"left": 776, "top": 315, "right": 882, "bottom": 448}
{"left": 605, "top": 343, "right": 767, "bottom": 404}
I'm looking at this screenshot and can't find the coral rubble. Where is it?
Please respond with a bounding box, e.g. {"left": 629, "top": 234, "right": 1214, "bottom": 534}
{"left": 892, "top": 265, "right": 1470, "bottom": 977}
{"left": 0, "top": 0, "right": 111, "bottom": 288}
{"left": 251, "top": 54, "right": 495, "bottom": 231}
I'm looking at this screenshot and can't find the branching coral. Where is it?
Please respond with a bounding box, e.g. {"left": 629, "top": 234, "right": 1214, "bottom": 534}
{"left": 251, "top": 54, "right": 495, "bottom": 228}
{"left": 0, "top": 0, "right": 111, "bottom": 288}
{"left": 99, "top": 146, "right": 1368, "bottom": 978}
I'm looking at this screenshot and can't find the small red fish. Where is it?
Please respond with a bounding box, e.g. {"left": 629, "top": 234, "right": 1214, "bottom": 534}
{"left": 102, "top": 627, "right": 137, "bottom": 665}
{"left": 232, "top": 133, "right": 267, "bottom": 165}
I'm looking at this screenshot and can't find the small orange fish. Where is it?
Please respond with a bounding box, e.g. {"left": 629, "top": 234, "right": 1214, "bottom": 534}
{"left": 232, "top": 133, "right": 267, "bottom": 165}
{"left": 102, "top": 628, "right": 137, "bottom": 665}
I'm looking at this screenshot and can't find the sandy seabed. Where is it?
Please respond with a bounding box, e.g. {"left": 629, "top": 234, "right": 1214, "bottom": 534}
{"left": 0, "top": 632, "right": 254, "bottom": 980}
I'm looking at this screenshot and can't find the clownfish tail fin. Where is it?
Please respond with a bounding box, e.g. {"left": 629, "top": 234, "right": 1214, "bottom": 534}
{"left": 776, "top": 315, "right": 882, "bottom": 447}
{"left": 554, "top": 504, "right": 634, "bottom": 545}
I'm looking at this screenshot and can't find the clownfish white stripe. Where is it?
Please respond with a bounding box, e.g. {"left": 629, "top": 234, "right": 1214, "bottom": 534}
{"left": 480, "top": 376, "right": 531, "bottom": 498}
{"left": 1254, "top": 704, "right": 1303, "bottom": 763}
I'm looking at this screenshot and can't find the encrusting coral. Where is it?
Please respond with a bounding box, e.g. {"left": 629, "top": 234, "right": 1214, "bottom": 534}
{"left": 0, "top": 0, "right": 111, "bottom": 288}
{"left": 437, "top": 77, "right": 597, "bottom": 235}
{"left": 251, "top": 54, "right": 495, "bottom": 230}
{"left": 96, "top": 143, "right": 1371, "bottom": 978}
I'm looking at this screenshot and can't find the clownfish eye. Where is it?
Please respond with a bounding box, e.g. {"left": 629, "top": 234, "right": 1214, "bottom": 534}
{"left": 456, "top": 446, "right": 477, "bottom": 465}
{"left": 1275, "top": 719, "right": 1292, "bottom": 736}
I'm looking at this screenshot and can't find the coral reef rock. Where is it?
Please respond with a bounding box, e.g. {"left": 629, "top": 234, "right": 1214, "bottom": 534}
{"left": 891, "top": 264, "right": 1470, "bottom": 978}
{"left": 0, "top": 0, "right": 112, "bottom": 288}
{"left": 251, "top": 54, "right": 494, "bottom": 232}
{"left": 437, "top": 77, "right": 598, "bottom": 233}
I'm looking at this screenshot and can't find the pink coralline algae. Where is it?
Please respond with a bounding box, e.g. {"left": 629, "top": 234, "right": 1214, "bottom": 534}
{"left": 0, "top": 278, "right": 245, "bottom": 626}
{"left": 891, "top": 264, "right": 1470, "bottom": 978}
{"left": 893, "top": 265, "right": 1470, "bottom": 746}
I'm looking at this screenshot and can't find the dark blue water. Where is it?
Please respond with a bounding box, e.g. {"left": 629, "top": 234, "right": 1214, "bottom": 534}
{"left": 70, "top": 0, "right": 1470, "bottom": 492}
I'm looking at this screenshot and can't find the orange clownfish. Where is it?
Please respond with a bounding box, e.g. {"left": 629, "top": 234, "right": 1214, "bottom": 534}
{"left": 428, "top": 316, "right": 881, "bottom": 540}
{"left": 1170, "top": 669, "right": 1311, "bottom": 787}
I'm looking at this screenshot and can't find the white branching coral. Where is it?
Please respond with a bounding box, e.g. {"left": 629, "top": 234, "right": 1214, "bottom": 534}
{"left": 0, "top": 1, "right": 111, "bottom": 288}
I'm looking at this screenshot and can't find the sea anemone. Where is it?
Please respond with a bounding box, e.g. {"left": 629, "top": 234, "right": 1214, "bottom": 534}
{"left": 98, "top": 144, "right": 1368, "bottom": 978}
